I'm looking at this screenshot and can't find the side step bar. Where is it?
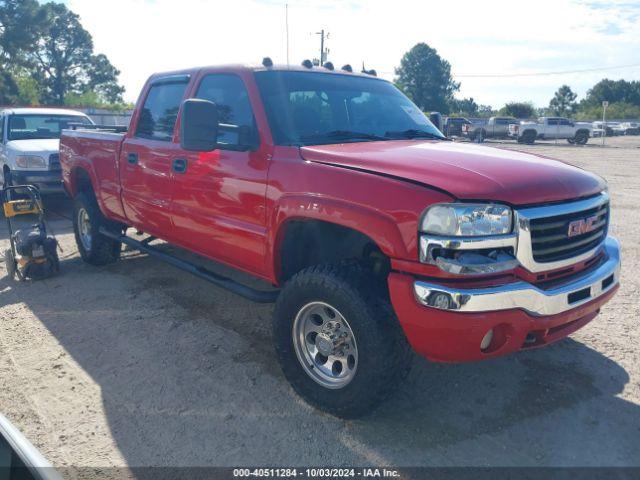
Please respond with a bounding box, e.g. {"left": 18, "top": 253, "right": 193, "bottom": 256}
{"left": 99, "top": 228, "right": 280, "bottom": 303}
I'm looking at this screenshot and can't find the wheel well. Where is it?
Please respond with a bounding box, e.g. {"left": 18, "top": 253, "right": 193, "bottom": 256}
{"left": 72, "top": 168, "right": 94, "bottom": 196}
{"left": 276, "top": 220, "right": 389, "bottom": 284}
{"left": 576, "top": 129, "right": 589, "bottom": 135}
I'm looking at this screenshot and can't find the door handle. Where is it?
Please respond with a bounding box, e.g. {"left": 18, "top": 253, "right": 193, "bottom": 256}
{"left": 127, "top": 153, "right": 138, "bottom": 165}
{"left": 172, "top": 158, "right": 187, "bottom": 174}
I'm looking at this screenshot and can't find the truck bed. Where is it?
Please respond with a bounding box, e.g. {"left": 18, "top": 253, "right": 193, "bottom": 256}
{"left": 60, "top": 129, "right": 128, "bottom": 222}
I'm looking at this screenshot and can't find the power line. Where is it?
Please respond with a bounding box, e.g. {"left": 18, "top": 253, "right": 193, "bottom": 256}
{"left": 377, "top": 62, "right": 640, "bottom": 78}
{"left": 454, "top": 62, "right": 640, "bottom": 78}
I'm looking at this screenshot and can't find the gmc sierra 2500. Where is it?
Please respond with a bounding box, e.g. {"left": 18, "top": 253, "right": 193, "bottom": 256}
{"left": 60, "top": 61, "right": 620, "bottom": 418}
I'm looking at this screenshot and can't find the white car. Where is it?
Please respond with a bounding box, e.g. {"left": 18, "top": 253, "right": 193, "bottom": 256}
{"left": 508, "top": 117, "right": 592, "bottom": 145}
{"left": 621, "top": 122, "right": 640, "bottom": 135}
{"left": 1, "top": 108, "right": 93, "bottom": 194}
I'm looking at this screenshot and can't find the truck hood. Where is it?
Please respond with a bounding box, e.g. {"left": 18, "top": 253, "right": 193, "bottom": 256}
{"left": 299, "top": 140, "right": 605, "bottom": 205}
{"left": 7, "top": 139, "right": 60, "bottom": 155}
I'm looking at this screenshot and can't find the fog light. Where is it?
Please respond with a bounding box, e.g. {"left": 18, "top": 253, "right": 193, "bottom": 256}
{"left": 480, "top": 329, "right": 494, "bottom": 351}
{"left": 430, "top": 292, "right": 451, "bottom": 309}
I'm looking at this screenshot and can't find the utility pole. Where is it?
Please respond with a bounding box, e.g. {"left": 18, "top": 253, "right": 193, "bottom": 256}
{"left": 602, "top": 101, "right": 608, "bottom": 147}
{"left": 315, "top": 29, "right": 329, "bottom": 66}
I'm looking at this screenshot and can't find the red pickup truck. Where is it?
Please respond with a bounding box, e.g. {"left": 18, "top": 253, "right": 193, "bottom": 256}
{"left": 60, "top": 62, "right": 620, "bottom": 418}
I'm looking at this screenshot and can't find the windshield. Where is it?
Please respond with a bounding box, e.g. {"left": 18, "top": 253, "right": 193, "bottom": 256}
{"left": 255, "top": 71, "right": 445, "bottom": 146}
{"left": 8, "top": 114, "right": 93, "bottom": 141}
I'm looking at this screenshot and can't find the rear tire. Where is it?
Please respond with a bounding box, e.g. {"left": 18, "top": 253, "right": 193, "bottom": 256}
{"left": 273, "top": 264, "right": 412, "bottom": 419}
{"left": 574, "top": 131, "right": 589, "bottom": 145}
{"left": 73, "top": 192, "right": 121, "bottom": 265}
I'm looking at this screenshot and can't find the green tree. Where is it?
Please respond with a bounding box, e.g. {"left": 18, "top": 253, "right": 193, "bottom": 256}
{"left": 0, "top": 0, "right": 46, "bottom": 101}
{"left": 499, "top": 102, "right": 535, "bottom": 119}
{"left": 395, "top": 43, "right": 459, "bottom": 114}
{"left": 580, "top": 79, "right": 640, "bottom": 108}
{"left": 549, "top": 85, "right": 577, "bottom": 116}
{"left": 14, "top": 70, "right": 39, "bottom": 104}
{"left": 0, "top": 70, "right": 18, "bottom": 103}
{"left": 477, "top": 104, "right": 495, "bottom": 118}
{"left": 30, "top": 2, "right": 123, "bottom": 105}
{"left": 575, "top": 102, "right": 640, "bottom": 120}
{"left": 449, "top": 97, "right": 478, "bottom": 116}
{"left": 86, "top": 53, "right": 125, "bottom": 103}
{"left": 0, "top": 0, "right": 45, "bottom": 66}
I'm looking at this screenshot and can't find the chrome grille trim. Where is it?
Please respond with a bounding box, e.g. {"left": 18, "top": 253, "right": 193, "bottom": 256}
{"left": 515, "top": 191, "right": 609, "bottom": 273}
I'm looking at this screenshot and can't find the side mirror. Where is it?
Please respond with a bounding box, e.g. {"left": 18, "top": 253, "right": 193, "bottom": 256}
{"left": 180, "top": 99, "right": 219, "bottom": 151}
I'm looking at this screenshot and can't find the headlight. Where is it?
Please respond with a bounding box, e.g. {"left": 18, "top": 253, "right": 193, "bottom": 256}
{"left": 15, "top": 155, "right": 46, "bottom": 169}
{"left": 421, "top": 203, "right": 513, "bottom": 236}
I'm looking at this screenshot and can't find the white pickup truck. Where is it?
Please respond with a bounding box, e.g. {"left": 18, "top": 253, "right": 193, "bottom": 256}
{"left": 508, "top": 117, "right": 592, "bottom": 145}
{"left": 1, "top": 108, "right": 93, "bottom": 193}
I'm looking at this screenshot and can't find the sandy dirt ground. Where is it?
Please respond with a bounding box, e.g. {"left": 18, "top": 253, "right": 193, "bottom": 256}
{"left": 0, "top": 135, "right": 639, "bottom": 474}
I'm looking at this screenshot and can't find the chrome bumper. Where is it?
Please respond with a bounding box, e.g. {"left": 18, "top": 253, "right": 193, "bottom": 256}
{"left": 414, "top": 236, "right": 620, "bottom": 316}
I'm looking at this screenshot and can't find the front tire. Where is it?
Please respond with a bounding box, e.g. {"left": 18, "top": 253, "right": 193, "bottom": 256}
{"left": 73, "top": 192, "right": 121, "bottom": 265}
{"left": 273, "top": 264, "right": 412, "bottom": 418}
{"left": 522, "top": 130, "right": 536, "bottom": 144}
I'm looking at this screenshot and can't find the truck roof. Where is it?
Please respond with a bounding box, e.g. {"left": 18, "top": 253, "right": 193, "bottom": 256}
{"left": 0, "top": 107, "right": 89, "bottom": 116}
{"left": 146, "top": 63, "right": 387, "bottom": 82}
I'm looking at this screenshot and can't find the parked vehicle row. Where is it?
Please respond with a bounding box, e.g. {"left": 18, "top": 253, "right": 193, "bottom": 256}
{"left": 57, "top": 62, "right": 620, "bottom": 417}
{"left": 448, "top": 117, "right": 639, "bottom": 143}
{"left": 592, "top": 121, "right": 640, "bottom": 136}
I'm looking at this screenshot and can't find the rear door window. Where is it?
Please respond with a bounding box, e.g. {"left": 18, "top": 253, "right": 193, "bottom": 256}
{"left": 136, "top": 79, "right": 189, "bottom": 141}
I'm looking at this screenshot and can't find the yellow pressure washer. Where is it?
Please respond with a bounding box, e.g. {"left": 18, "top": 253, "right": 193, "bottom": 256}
{"left": 3, "top": 185, "right": 59, "bottom": 281}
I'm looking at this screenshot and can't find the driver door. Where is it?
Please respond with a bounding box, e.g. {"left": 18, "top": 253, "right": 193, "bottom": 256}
{"left": 170, "top": 72, "right": 269, "bottom": 276}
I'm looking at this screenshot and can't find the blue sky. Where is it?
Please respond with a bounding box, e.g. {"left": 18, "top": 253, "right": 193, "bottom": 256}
{"left": 56, "top": 0, "right": 640, "bottom": 108}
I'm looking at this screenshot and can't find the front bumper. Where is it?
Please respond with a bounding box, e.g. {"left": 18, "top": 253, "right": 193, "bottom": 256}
{"left": 389, "top": 236, "right": 620, "bottom": 363}
{"left": 415, "top": 237, "right": 620, "bottom": 316}
{"left": 12, "top": 170, "right": 63, "bottom": 194}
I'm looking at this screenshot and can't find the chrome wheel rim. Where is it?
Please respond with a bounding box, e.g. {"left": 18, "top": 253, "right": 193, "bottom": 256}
{"left": 77, "top": 208, "right": 92, "bottom": 251}
{"left": 292, "top": 301, "right": 358, "bottom": 389}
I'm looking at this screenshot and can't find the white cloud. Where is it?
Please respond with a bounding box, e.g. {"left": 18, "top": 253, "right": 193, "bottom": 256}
{"left": 66, "top": 0, "right": 640, "bottom": 108}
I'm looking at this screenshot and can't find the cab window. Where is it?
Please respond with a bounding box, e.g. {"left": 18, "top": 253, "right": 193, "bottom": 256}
{"left": 136, "top": 79, "right": 189, "bottom": 141}
{"left": 195, "top": 74, "right": 258, "bottom": 149}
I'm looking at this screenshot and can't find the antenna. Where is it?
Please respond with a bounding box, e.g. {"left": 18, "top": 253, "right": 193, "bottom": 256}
{"left": 285, "top": 4, "right": 290, "bottom": 68}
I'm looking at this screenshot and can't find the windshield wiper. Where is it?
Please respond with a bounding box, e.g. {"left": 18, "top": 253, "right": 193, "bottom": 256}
{"left": 300, "top": 130, "right": 389, "bottom": 143}
{"left": 385, "top": 129, "right": 449, "bottom": 140}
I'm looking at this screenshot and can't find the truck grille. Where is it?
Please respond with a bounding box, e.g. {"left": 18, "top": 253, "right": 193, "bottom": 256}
{"left": 49, "top": 153, "right": 60, "bottom": 171}
{"left": 529, "top": 202, "right": 609, "bottom": 262}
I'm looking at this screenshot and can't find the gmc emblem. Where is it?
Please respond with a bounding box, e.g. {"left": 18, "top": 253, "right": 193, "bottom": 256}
{"left": 568, "top": 215, "right": 599, "bottom": 237}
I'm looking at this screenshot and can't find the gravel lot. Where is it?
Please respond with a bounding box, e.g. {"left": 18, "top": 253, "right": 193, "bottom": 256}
{"left": 0, "top": 135, "right": 639, "bottom": 474}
